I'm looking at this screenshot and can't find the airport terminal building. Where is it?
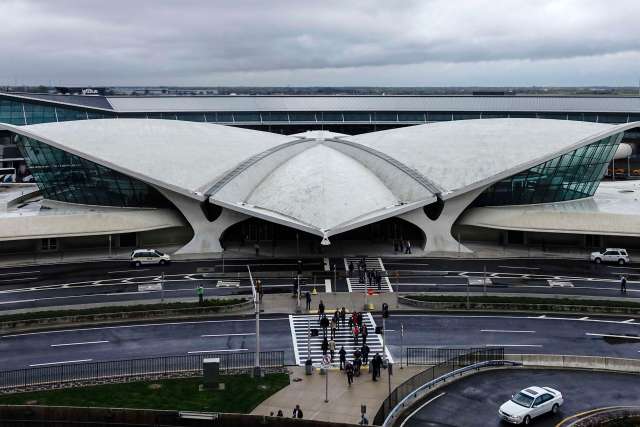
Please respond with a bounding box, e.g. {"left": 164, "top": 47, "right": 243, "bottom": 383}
{"left": 0, "top": 95, "right": 639, "bottom": 256}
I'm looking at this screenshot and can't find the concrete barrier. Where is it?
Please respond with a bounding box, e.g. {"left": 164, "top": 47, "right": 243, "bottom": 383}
{"left": 0, "top": 299, "right": 252, "bottom": 334}
{"left": 505, "top": 354, "right": 640, "bottom": 373}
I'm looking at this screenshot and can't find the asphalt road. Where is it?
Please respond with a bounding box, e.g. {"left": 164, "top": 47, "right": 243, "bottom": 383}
{"left": 402, "top": 369, "right": 640, "bottom": 427}
{"left": 2, "top": 313, "right": 640, "bottom": 371}
{"left": 0, "top": 256, "right": 638, "bottom": 311}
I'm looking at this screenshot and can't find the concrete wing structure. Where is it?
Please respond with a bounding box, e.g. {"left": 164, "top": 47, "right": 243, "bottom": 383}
{"left": 0, "top": 118, "right": 636, "bottom": 255}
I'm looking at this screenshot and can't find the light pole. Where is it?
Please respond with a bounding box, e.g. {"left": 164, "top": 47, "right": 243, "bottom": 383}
{"left": 248, "top": 265, "right": 261, "bottom": 377}
{"left": 161, "top": 271, "right": 165, "bottom": 303}
{"left": 483, "top": 265, "right": 487, "bottom": 296}
{"left": 400, "top": 322, "right": 404, "bottom": 369}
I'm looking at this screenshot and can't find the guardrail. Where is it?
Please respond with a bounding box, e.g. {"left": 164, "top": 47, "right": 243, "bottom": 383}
{"left": 0, "top": 351, "right": 284, "bottom": 392}
{"left": 405, "top": 347, "right": 491, "bottom": 365}
{"left": 373, "top": 347, "right": 505, "bottom": 426}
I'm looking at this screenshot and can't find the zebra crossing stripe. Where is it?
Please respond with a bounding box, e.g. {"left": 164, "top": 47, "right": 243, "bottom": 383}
{"left": 343, "top": 257, "right": 393, "bottom": 293}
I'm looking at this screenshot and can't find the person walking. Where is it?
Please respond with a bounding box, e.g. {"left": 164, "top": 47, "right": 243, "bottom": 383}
{"left": 292, "top": 404, "right": 303, "bottom": 419}
{"left": 340, "top": 307, "right": 347, "bottom": 328}
{"left": 305, "top": 291, "right": 312, "bottom": 311}
{"left": 276, "top": 410, "right": 283, "bottom": 417}
{"left": 354, "top": 348, "right": 362, "bottom": 376}
{"left": 196, "top": 285, "right": 204, "bottom": 305}
{"left": 353, "top": 323, "right": 360, "bottom": 345}
{"left": 346, "top": 361, "right": 354, "bottom": 386}
{"left": 256, "top": 279, "right": 263, "bottom": 302}
{"left": 330, "top": 317, "right": 337, "bottom": 340}
{"left": 621, "top": 275, "right": 628, "bottom": 293}
{"left": 399, "top": 240, "right": 404, "bottom": 253}
{"left": 357, "top": 312, "right": 363, "bottom": 328}
{"left": 371, "top": 353, "right": 380, "bottom": 381}
{"left": 329, "top": 338, "right": 336, "bottom": 361}
{"left": 361, "top": 324, "right": 368, "bottom": 346}
{"left": 320, "top": 314, "right": 329, "bottom": 337}
{"left": 321, "top": 336, "right": 329, "bottom": 356}
{"left": 318, "top": 300, "right": 325, "bottom": 319}
{"left": 333, "top": 310, "right": 340, "bottom": 330}
{"left": 339, "top": 346, "right": 347, "bottom": 370}
{"left": 376, "top": 271, "right": 382, "bottom": 291}
{"left": 348, "top": 261, "right": 354, "bottom": 278}
{"left": 405, "top": 240, "right": 412, "bottom": 254}
{"left": 361, "top": 343, "right": 370, "bottom": 365}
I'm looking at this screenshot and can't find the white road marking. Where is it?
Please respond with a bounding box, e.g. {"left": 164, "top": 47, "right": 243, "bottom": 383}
{"left": 50, "top": 340, "right": 109, "bottom": 347}
{"left": 609, "top": 266, "right": 640, "bottom": 270}
{"left": 498, "top": 266, "right": 540, "bottom": 270}
{"left": 29, "top": 359, "right": 93, "bottom": 367}
{"left": 485, "top": 344, "right": 543, "bottom": 347}
{"left": 187, "top": 348, "right": 248, "bottom": 354}
{"left": 480, "top": 329, "right": 535, "bottom": 333}
{"left": 0, "top": 277, "right": 38, "bottom": 283}
{"left": 108, "top": 269, "right": 149, "bottom": 274}
{"left": 586, "top": 333, "right": 640, "bottom": 340}
{"left": 1, "top": 318, "right": 288, "bottom": 338}
{"left": 579, "top": 317, "right": 590, "bottom": 320}
{"left": 537, "top": 315, "right": 547, "bottom": 318}
{"left": 0, "top": 270, "right": 39, "bottom": 277}
{"left": 622, "top": 319, "right": 636, "bottom": 323}
{"left": 200, "top": 333, "right": 255, "bottom": 337}
{"left": 400, "top": 392, "right": 446, "bottom": 427}
{"left": 0, "top": 299, "right": 36, "bottom": 305}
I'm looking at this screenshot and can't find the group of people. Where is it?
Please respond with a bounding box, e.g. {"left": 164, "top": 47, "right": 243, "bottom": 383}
{"left": 393, "top": 239, "right": 412, "bottom": 254}
{"left": 269, "top": 404, "right": 303, "bottom": 419}
{"left": 348, "top": 258, "right": 384, "bottom": 290}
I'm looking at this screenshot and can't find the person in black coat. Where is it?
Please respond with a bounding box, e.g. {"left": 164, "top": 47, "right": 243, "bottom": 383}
{"left": 361, "top": 343, "right": 370, "bottom": 365}
{"left": 320, "top": 315, "right": 329, "bottom": 337}
{"left": 339, "top": 346, "right": 347, "bottom": 370}
{"left": 293, "top": 404, "right": 303, "bottom": 418}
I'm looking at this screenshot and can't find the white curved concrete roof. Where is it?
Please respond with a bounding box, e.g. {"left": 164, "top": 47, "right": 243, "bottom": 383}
{"left": 0, "top": 118, "right": 635, "bottom": 238}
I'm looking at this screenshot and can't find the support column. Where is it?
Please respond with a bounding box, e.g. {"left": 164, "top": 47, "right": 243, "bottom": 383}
{"left": 399, "top": 187, "right": 485, "bottom": 254}
{"left": 158, "top": 189, "right": 248, "bottom": 255}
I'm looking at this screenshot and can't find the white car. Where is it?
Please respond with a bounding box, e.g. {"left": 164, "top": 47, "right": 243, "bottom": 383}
{"left": 498, "top": 386, "right": 563, "bottom": 425}
{"left": 590, "top": 248, "right": 630, "bottom": 265}
{"left": 130, "top": 249, "right": 171, "bottom": 267}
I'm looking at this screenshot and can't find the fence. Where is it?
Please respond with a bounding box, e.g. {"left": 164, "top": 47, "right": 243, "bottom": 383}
{"left": 0, "top": 351, "right": 284, "bottom": 392}
{"left": 405, "top": 347, "right": 492, "bottom": 365}
{"left": 374, "top": 347, "right": 505, "bottom": 426}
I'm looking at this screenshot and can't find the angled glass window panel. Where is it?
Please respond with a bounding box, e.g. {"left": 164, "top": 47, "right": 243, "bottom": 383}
{"left": 234, "top": 112, "right": 260, "bottom": 122}
{"left": 204, "top": 112, "right": 218, "bottom": 122}
{"left": 537, "top": 113, "right": 567, "bottom": 120}
{"left": 176, "top": 113, "right": 206, "bottom": 122}
{"left": 453, "top": 112, "right": 481, "bottom": 120}
{"left": 55, "top": 108, "right": 87, "bottom": 122}
{"left": 264, "top": 112, "right": 289, "bottom": 122}
{"left": 567, "top": 113, "right": 584, "bottom": 121}
{"left": 398, "top": 112, "right": 425, "bottom": 122}
{"left": 289, "top": 112, "right": 316, "bottom": 122}
{"left": 322, "top": 112, "right": 343, "bottom": 122}
{"left": 598, "top": 114, "right": 627, "bottom": 124}
{"left": 508, "top": 112, "right": 536, "bottom": 118}
{"left": 428, "top": 112, "right": 452, "bottom": 121}
{"left": 120, "top": 113, "right": 148, "bottom": 119}
{"left": 374, "top": 112, "right": 398, "bottom": 122}
{"left": 343, "top": 112, "right": 370, "bottom": 122}
{"left": 217, "top": 112, "right": 234, "bottom": 122}
{"left": 481, "top": 113, "right": 508, "bottom": 119}
{"left": 162, "top": 113, "right": 177, "bottom": 120}
{"left": 583, "top": 114, "right": 598, "bottom": 122}
{"left": 147, "top": 113, "right": 163, "bottom": 119}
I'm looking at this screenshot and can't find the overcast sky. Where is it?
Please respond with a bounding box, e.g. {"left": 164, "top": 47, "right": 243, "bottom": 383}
{"left": 1, "top": 0, "right": 639, "bottom": 86}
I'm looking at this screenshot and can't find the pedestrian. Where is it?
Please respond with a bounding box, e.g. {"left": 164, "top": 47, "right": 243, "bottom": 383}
{"left": 330, "top": 317, "right": 337, "bottom": 340}
{"left": 196, "top": 285, "right": 204, "bottom": 305}
{"left": 257, "top": 279, "right": 263, "bottom": 302}
{"left": 361, "top": 343, "right": 370, "bottom": 365}
{"left": 277, "top": 410, "right": 283, "bottom": 417}
{"left": 305, "top": 291, "right": 312, "bottom": 310}
{"left": 292, "top": 404, "right": 303, "bottom": 419}
{"left": 346, "top": 361, "right": 354, "bottom": 386}
{"left": 393, "top": 239, "right": 398, "bottom": 253}
{"left": 320, "top": 315, "right": 329, "bottom": 337}
{"left": 399, "top": 240, "right": 404, "bottom": 253}
{"left": 329, "top": 338, "right": 336, "bottom": 361}
{"left": 357, "top": 312, "right": 363, "bottom": 328}
{"left": 333, "top": 309, "right": 340, "bottom": 330}
{"left": 318, "top": 300, "right": 325, "bottom": 319}
{"left": 621, "top": 275, "right": 627, "bottom": 293}
{"left": 375, "top": 353, "right": 383, "bottom": 380}
{"left": 362, "top": 324, "right": 368, "bottom": 345}
{"left": 368, "top": 270, "right": 373, "bottom": 288}
{"left": 349, "top": 261, "right": 354, "bottom": 278}
{"left": 359, "top": 413, "right": 369, "bottom": 425}
{"left": 321, "top": 336, "right": 329, "bottom": 356}
{"left": 340, "top": 307, "right": 347, "bottom": 328}
{"left": 353, "top": 323, "right": 360, "bottom": 345}
{"left": 371, "top": 353, "right": 380, "bottom": 381}
{"left": 339, "top": 346, "right": 347, "bottom": 370}
{"left": 406, "top": 240, "right": 412, "bottom": 254}
{"left": 254, "top": 242, "right": 260, "bottom": 257}
{"left": 354, "top": 348, "right": 362, "bottom": 376}
{"left": 376, "top": 271, "right": 382, "bottom": 291}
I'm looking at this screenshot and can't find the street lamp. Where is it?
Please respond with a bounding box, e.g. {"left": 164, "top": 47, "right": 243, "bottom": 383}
{"left": 247, "top": 265, "right": 261, "bottom": 377}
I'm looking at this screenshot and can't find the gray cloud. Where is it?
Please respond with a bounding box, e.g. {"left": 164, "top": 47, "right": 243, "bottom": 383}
{"left": 0, "top": 0, "right": 639, "bottom": 85}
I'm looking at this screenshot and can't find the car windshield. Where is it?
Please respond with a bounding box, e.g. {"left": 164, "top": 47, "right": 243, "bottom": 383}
{"left": 154, "top": 250, "right": 165, "bottom": 256}
{"left": 511, "top": 392, "right": 534, "bottom": 408}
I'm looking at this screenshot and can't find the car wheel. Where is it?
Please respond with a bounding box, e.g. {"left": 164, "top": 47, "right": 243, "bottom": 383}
{"left": 522, "top": 415, "right": 531, "bottom": 425}
{"left": 594, "top": 258, "right": 602, "bottom": 264}
{"left": 135, "top": 261, "right": 141, "bottom": 267}
{"left": 552, "top": 403, "right": 559, "bottom": 414}
{"left": 159, "top": 259, "right": 166, "bottom": 266}
{"left": 618, "top": 259, "right": 626, "bottom": 265}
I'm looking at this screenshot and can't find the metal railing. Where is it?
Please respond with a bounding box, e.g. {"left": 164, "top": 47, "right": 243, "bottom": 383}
{"left": 0, "top": 351, "right": 284, "bottom": 392}
{"left": 406, "top": 347, "right": 492, "bottom": 365}
{"left": 374, "top": 348, "right": 505, "bottom": 426}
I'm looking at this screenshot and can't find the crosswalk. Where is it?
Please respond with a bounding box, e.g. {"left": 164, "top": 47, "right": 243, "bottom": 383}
{"left": 343, "top": 257, "right": 393, "bottom": 293}
{"left": 289, "top": 312, "right": 390, "bottom": 366}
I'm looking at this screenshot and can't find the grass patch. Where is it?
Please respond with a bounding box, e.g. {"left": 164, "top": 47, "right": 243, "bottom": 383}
{"left": 0, "top": 298, "right": 247, "bottom": 323}
{"left": 406, "top": 294, "right": 640, "bottom": 309}
{"left": 0, "top": 374, "right": 289, "bottom": 413}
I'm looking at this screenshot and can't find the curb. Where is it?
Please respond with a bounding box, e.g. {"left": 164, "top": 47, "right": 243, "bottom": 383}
{"left": 0, "top": 299, "right": 253, "bottom": 335}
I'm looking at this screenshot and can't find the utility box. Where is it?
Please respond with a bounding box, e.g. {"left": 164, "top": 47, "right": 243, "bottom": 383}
{"left": 203, "top": 358, "right": 220, "bottom": 389}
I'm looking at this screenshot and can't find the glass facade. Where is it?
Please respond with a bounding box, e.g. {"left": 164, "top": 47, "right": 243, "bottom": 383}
{"left": 16, "top": 136, "right": 168, "bottom": 208}
{"left": 473, "top": 134, "right": 621, "bottom": 206}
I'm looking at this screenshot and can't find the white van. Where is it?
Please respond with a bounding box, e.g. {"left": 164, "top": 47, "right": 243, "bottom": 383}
{"left": 130, "top": 249, "right": 171, "bottom": 267}
{"left": 590, "top": 248, "right": 630, "bottom": 265}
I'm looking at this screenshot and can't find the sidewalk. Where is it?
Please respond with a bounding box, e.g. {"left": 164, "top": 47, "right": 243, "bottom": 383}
{"left": 252, "top": 365, "right": 422, "bottom": 424}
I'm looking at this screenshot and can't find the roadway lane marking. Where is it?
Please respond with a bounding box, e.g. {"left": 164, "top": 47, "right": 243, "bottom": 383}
{"left": 485, "top": 344, "right": 543, "bottom": 347}
{"left": 187, "top": 349, "right": 248, "bottom": 354}
{"left": 201, "top": 333, "right": 255, "bottom": 337}
{"left": 0, "top": 277, "right": 38, "bottom": 283}
{"left": 29, "top": 359, "right": 93, "bottom": 367}
{"left": 498, "top": 266, "right": 540, "bottom": 270}
{"left": 50, "top": 340, "right": 110, "bottom": 347}
{"left": 609, "top": 266, "right": 640, "bottom": 270}
{"left": 2, "top": 318, "right": 288, "bottom": 338}
{"left": 480, "top": 329, "right": 536, "bottom": 333}
{"left": 0, "top": 299, "right": 36, "bottom": 305}
{"left": 108, "top": 269, "right": 149, "bottom": 274}
{"left": 0, "top": 270, "right": 39, "bottom": 277}
{"left": 585, "top": 333, "right": 640, "bottom": 340}
{"left": 400, "top": 392, "right": 446, "bottom": 427}
{"left": 622, "top": 319, "right": 636, "bottom": 323}
{"left": 579, "top": 317, "right": 590, "bottom": 320}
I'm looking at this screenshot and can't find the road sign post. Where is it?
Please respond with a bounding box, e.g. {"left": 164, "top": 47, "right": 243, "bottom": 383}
{"left": 322, "top": 354, "right": 330, "bottom": 403}
{"left": 248, "top": 265, "right": 261, "bottom": 377}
